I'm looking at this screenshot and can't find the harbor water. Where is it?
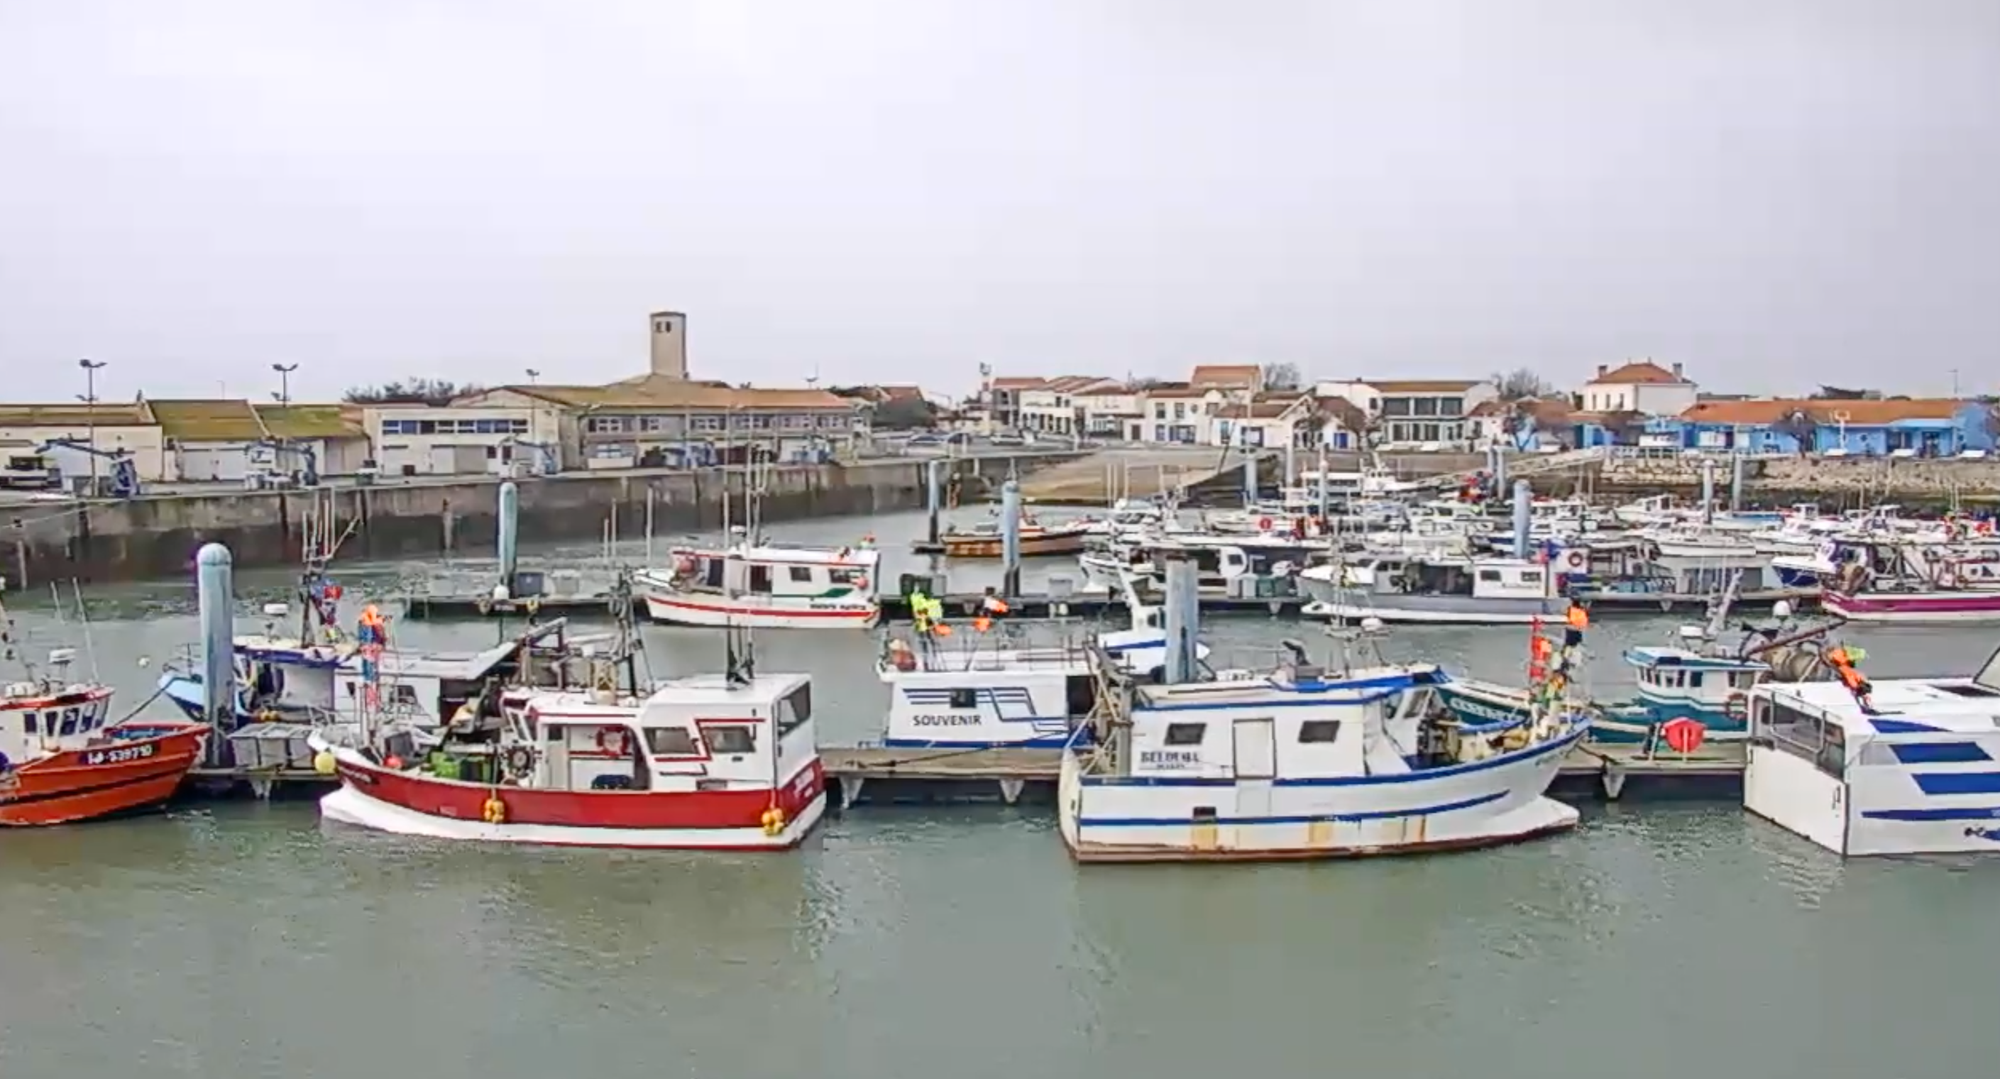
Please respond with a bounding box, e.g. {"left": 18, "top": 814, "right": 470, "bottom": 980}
{"left": 5, "top": 508, "right": 2000, "bottom": 1079}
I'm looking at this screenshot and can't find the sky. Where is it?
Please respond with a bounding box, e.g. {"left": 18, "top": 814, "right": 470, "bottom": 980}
{"left": 2, "top": 0, "right": 1997, "bottom": 405}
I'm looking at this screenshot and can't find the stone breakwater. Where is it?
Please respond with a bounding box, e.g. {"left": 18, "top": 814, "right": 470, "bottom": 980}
{"left": 0, "top": 454, "right": 1079, "bottom": 587}
{"left": 1593, "top": 454, "right": 2000, "bottom": 508}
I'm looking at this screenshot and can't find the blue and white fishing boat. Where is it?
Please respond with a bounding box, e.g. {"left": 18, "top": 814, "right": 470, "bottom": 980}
{"left": 1437, "top": 586, "right": 1838, "bottom": 745}
{"left": 876, "top": 596, "right": 1211, "bottom": 749}
{"left": 1058, "top": 633, "right": 1590, "bottom": 862}
{"left": 1744, "top": 639, "right": 2000, "bottom": 856}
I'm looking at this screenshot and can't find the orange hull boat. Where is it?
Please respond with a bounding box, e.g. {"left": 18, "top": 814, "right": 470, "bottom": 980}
{"left": 0, "top": 724, "right": 208, "bottom": 827}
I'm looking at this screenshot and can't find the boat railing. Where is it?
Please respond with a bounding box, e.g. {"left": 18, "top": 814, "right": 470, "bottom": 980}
{"left": 880, "top": 623, "right": 1098, "bottom": 673}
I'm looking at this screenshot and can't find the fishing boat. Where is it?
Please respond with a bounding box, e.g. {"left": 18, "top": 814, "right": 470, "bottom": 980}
{"left": 876, "top": 588, "right": 1211, "bottom": 748}
{"left": 1438, "top": 587, "right": 1839, "bottom": 744}
{"left": 1057, "top": 629, "right": 1590, "bottom": 862}
{"left": 636, "top": 537, "right": 881, "bottom": 629}
{"left": 0, "top": 583, "right": 207, "bottom": 826}
{"left": 1743, "top": 639, "right": 2000, "bottom": 856}
{"left": 940, "top": 518, "right": 1092, "bottom": 558}
{"left": 1298, "top": 551, "right": 1572, "bottom": 625}
{"left": 1820, "top": 538, "right": 2000, "bottom": 623}
{"left": 1081, "top": 531, "right": 1322, "bottom": 600}
{"left": 313, "top": 596, "right": 826, "bottom": 849}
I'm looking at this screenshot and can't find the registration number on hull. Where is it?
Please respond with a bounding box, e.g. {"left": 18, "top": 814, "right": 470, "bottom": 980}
{"left": 82, "top": 743, "right": 158, "bottom": 766}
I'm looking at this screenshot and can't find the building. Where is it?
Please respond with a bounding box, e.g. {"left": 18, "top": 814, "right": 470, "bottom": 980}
{"left": 453, "top": 380, "right": 861, "bottom": 469}
{"left": 1126, "top": 385, "right": 1228, "bottom": 444}
{"left": 1018, "top": 376, "right": 1121, "bottom": 438}
{"left": 1312, "top": 378, "right": 1498, "bottom": 447}
{"left": 1667, "top": 398, "right": 1997, "bottom": 456}
{"left": 254, "top": 404, "right": 375, "bottom": 476}
{"left": 986, "top": 377, "right": 1045, "bottom": 430}
{"left": 1189, "top": 364, "right": 1263, "bottom": 399}
{"left": 146, "top": 399, "right": 370, "bottom": 481}
{"left": 1578, "top": 360, "right": 1698, "bottom": 415}
{"left": 1072, "top": 382, "right": 1142, "bottom": 438}
{"left": 1209, "top": 393, "right": 1313, "bottom": 448}
{"left": 0, "top": 402, "right": 170, "bottom": 484}
{"left": 365, "top": 400, "right": 568, "bottom": 477}
{"left": 648, "top": 310, "right": 688, "bottom": 380}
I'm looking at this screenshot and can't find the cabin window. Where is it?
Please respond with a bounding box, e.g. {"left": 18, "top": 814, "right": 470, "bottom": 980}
{"left": 1165, "top": 722, "right": 1206, "bottom": 746}
{"left": 646, "top": 728, "right": 699, "bottom": 756}
{"left": 59, "top": 708, "right": 79, "bottom": 736}
{"left": 1478, "top": 570, "right": 1503, "bottom": 583}
{"left": 788, "top": 566, "right": 815, "bottom": 584}
{"left": 749, "top": 565, "right": 773, "bottom": 594}
{"left": 948, "top": 687, "right": 979, "bottom": 710}
{"left": 546, "top": 724, "right": 564, "bottom": 742}
{"left": 706, "top": 724, "right": 756, "bottom": 755}
{"left": 829, "top": 568, "right": 866, "bottom": 586}
{"left": 1517, "top": 571, "right": 1542, "bottom": 585}
{"left": 1298, "top": 720, "right": 1341, "bottom": 743}
{"left": 703, "top": 560, "right": 725, "bottom": 589}
{"left": 1688, "top": 672, "right": 1704, "bottom": 689}
{"left": 777, "top": 683, "right": 813, "bottom": 737}
{"left": 1760, "top": 700, "right": 1844, "bottom": 778}
{"left": 1192, "top": 806, "right": 1218, "bottom": 822}
{"left": 387, "top": 684, "right": 421, "bottom": 711}
{"left": 20, "top": 711, "right": 34, "bottom": 734}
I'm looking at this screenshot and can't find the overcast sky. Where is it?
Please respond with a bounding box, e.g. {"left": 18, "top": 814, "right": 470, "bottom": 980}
{"left": 3, "top": 0, "right": 1997, "bottom": 404}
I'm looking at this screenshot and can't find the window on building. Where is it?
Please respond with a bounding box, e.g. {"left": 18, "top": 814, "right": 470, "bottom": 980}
{"left": 1440, "top": 397, "right": 1463, "bottom": 415}
{"left": 1165, "top": 722, "right": 1206, "bottom": 746}
{"left": 705, "top": 724, "right": 756, "bottom": 755}
{"left": 1382, "top": 397, "right": 1413, "bottom": 416}
{"left": 1413, "top": 397, "right": 1439, "bottom": 416}
{"left": 647, "top": 727, "right": 698, "bottom": 756}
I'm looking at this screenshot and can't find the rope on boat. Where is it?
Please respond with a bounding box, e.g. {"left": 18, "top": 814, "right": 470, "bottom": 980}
{"left": 109, "top": 680, "right": 171, "bottom": 727}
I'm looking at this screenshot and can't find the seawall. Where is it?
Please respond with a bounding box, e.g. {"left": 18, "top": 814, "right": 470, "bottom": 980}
{"left": 2, "top": 454, "right": 1081, "bottom": 587}
{"left": 1586, "top": 454, "right": 2000, "bottom": 512}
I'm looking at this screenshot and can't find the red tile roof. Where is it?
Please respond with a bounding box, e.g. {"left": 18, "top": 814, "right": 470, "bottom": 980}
{"left": 1679, "top": 398, "right": 1968, "bottom": 425}
{"left": 1190, "top": 364, "right": 1260, "bottom": 387}
{"left": 990, "top": 377, "right": 1047, "bottom": 390}
{"left": 1589, "top": 361, "right": 1687, "bottom": 385}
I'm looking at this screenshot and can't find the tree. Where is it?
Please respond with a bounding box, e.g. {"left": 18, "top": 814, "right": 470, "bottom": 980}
{"left": 1264, "top": 362, "right": 1303, "bottom": 392}
{"left": 1812, "top": 385, "right": 1877, "bottom": 400}
{"left": 1596, "top": 409, "right": 1648, "bottom": 446}
{"left": 869, "top": 395, "right": 937, "bottom": 430}
{"left": 344, "top": 378, "right": 479, "bottom": 406}
{"left": 1491, "top": 367, "right": 1553, "bottom": 401}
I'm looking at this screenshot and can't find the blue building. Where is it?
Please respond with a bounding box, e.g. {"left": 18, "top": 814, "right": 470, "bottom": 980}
{"left": 1665, "top": 398, "right": 1996, "bottom": 456}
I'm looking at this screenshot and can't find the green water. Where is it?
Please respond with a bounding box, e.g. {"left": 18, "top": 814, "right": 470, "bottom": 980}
{"left": 4, "top": 509, "right": 1999, "bottom": 1079}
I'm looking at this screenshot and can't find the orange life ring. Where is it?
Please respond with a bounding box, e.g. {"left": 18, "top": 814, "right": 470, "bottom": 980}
{"left": 596, "top": 726, "right": 634, "bottom": 756}
{"left": 1258, "top": 517, "right": 1273, "bottom": 531}
{"left": 1723, "top": 693, "right": 1749, "bottom": 722}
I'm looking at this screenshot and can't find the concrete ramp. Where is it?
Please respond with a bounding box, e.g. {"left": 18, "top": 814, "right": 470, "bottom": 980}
{"left": 1019, "top": 446, "right": 1274, "bottom": 504}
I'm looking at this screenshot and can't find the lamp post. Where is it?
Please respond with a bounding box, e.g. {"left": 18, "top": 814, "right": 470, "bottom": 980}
{"left": 272, "top": 362, "right": 298, "bottom": 406}
{"left": 525, "top": 368, "right": 540, "bottom": 385}
{"left": 78, "top": 358, "right": 106, "bottom": 494}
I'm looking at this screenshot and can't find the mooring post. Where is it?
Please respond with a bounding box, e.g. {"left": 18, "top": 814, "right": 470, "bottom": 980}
{"left": 1000, "top": 477, "right": 1022, "bottom": 598}
{"left": 926, "top": 458, "right": 944, "bottom": 546}
{"left": 1511, "top": 479, "right": 1532, "bottom": 559}
{"left": 196, "top": 543, "right": 235, "bottom": 767}
{"left": 1162, "top": 551, "right": 1201, "bottom": 685}
{"left": 496, "top": 480, "right": 519, "bottom": 595}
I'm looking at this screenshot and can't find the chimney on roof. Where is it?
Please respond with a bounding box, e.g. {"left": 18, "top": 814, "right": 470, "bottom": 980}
{"left": 1596, "top": 363, "right": 1608, "bottom": 377}
{"left": 649, "top": 310, "right": 687, "bottom": 380}
{"left": 1672, "top": 361, "right": 1684, "bottom": 378}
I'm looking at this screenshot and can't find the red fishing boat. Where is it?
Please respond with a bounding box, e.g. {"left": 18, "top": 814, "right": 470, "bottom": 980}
{"left": 0, "top": 650, "right": 208, "bottom": 827}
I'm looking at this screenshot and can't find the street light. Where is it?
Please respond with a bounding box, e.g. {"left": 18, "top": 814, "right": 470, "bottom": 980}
{"left": 525, "top": 368, "right": 541, "bottom": 384}
{"left": 78, "top": 358, "right": 106, "bottom": 494}
{"left": 272, "top": 362, "right": 298, "bottom": 406}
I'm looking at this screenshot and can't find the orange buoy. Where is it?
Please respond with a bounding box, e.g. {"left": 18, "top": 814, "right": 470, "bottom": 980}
{"left": 1661, "top": 717, "right": 1707, "bottom": 754}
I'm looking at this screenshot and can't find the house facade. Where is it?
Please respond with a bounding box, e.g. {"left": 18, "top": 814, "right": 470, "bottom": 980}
{"left": 364, "top": 400, "right": 569, "bottom": 476}
{"left": 986, "top": 377, "right": 1044, "bottom": 430}
{"left": 1313, "top": 378, "right": 1498, "bottom": 447}
{"left": 1665, "top": 398, "right": 1996, "bottom": 456}
{"left": 1126, "top": 386, "right": 1226, "bottom": 444}
{"left": 1209, "top": 394, "right": 1313, "bottom": 448}
{"left": 1579, "top": 360, "right": 1699, "bottom": 415}
{"left": 0, "top": 402, "right": 171, "bottom": 485}
{"left": 1018, "top": 376, "right": 1121, "bottom": 438}
{"left": 455, "top": 379, "right": 861, "bottom": 469}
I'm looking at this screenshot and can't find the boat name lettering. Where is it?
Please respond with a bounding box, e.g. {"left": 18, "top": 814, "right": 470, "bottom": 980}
{"left": 82, "top": 742, "right": 157, "bottom": 766}
{"left": 1139, "top": 750, "right": 1203, "bottom": 768}
{"left": 911, "top": 714, "right": 984, "bottom": 727}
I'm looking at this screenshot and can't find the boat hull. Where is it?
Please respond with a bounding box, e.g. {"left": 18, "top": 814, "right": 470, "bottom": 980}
{"left": 642, "top": 592, "right": 880, "bottom": 630}
{"left": 1301, "top": 592, "right": 1569, "bottom": 625}
{"left": 320, "top": 751, "right": 829, "bottom": 850}
{"left": 0, "top": 724, "right": 208, "bottom": 827}
{"left": 1823, "top": 590, "right": 2000, "bottom": 624}
{"left": 941, "top": 532, "right": 1088, "bottom": 559}
{"left": 1437, "top": 680, "right": 1746, "bottom": 744}
{"left": 1058, "top": 720, "right": 1587, "bottom": 862}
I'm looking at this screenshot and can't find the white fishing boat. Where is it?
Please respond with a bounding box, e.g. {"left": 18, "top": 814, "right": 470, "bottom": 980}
{"left": 637, "top": 538, "right": 881, "bottom": 629}
{"left": 1080, "top": 531, "right": 1323, "bottom": 598}
{"left": 1058, "top": 635, "right": 1590, "bottom": 862}
{"left": 1743, "top": 639, "right": 2000, "bottom": 856}
{"left": 1817, "top": 537, "right": 2000, "bottom": 623}
{"left": 876, "top": 588, "right": 1210, "bottom": 748}
{"left": 1298, "top": 552, "right": 1572, "bottom": 625}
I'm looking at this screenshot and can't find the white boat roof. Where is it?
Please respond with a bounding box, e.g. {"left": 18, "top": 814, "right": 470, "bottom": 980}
{"left": 1765, "top": 678, "right": 2000, "bottom": 734}
{"left": 1624, "top": 645, "right": 1763, "bottom": 670}
{"left": 1134, "top": 663, "right": 1444, "bottom": 709}
{"left": 641, "top": 671, "right": 808, "bottom": 704}
{"left": 678, "top": 544, "right": 880, "bottom": 566}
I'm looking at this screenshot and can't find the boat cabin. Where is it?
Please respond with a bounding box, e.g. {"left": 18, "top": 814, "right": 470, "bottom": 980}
{"left": 670, "top": 544, "right": 879, "bottom": 599}
{"left": 1744, "top": 652, "right": 2000, "bottom": 856}
{"left": 230, "top": 635, "right": 527, "bottom": 729}
{"left": 1347, "top": 555, "right": 1560, "bottom": 601}
{"left": 2, "top": 678, "right": 112, "bottom": 756}
{"left": 495, "top": 672, "right": 818, "bottom": 795}
{"left": 1623, "top": 645, "right": 1764, "bottom": 711}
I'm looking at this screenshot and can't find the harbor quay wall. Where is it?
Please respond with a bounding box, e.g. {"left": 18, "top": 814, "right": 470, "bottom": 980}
{"left": 1585, "top": 454, "right": 2000, "bottom": 511}
{"left": 2, "top": 454, "right": 1083, "bottom": 587}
